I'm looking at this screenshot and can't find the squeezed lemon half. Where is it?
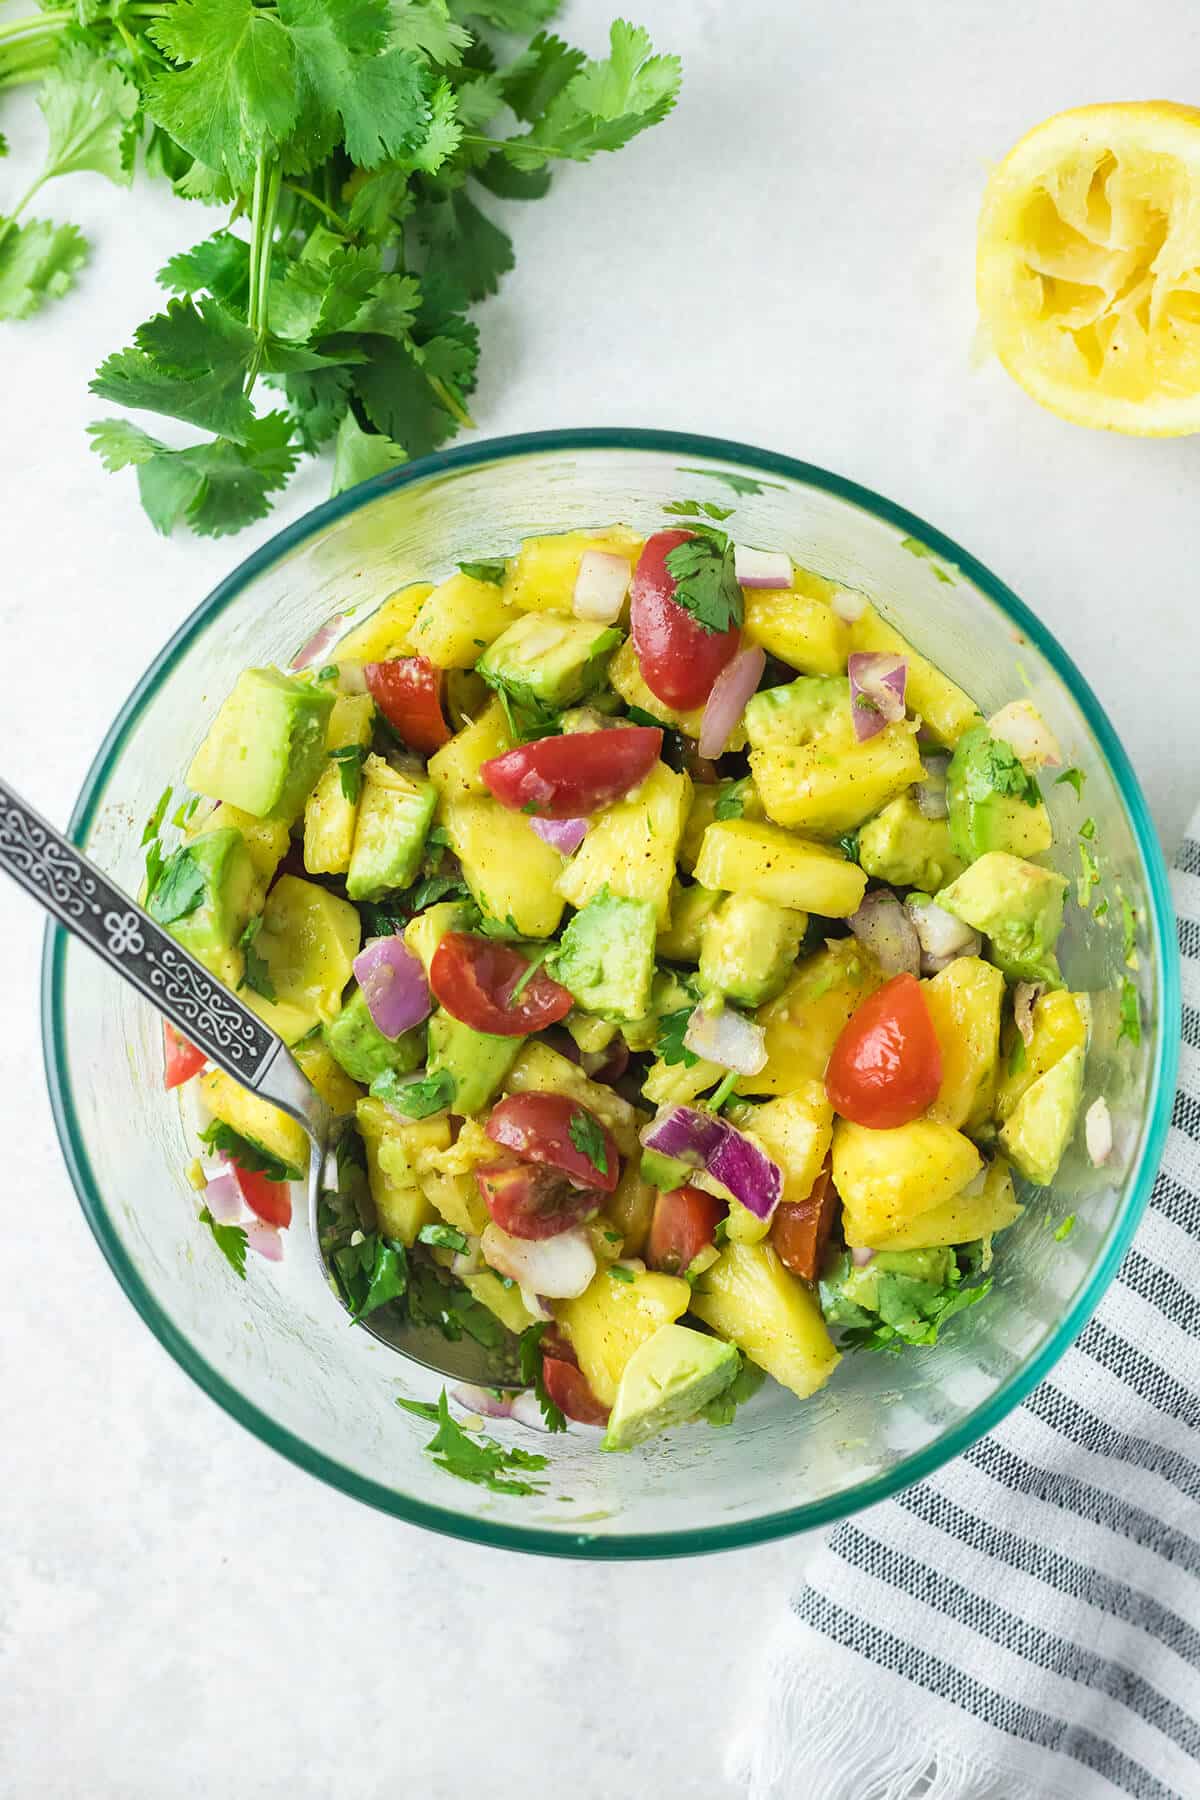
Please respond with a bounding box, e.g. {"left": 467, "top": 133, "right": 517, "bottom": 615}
{"left": 977, "top": 101, "right": 1200, "bottom": 434}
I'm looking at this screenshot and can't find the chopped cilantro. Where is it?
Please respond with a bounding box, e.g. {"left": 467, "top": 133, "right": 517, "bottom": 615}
{"left": 396, "top": 1397, "right": 441, "bottom": 1423}
{"left": 568, "top": 1106, "right": 609, "bottom": 1175}
{"left": 198, "top": 1120, "right": 303, "bottom": 1184}
{"left": 676, "top": 467, "right": 785, "bottom": 497}
{"left": 663, "top": 497, "right": 734, "bottom": 521}
{"left": 458, "top": 560, "right": 507, "bottom": 584}
{"left": 329, "top": 742, "right": 369, "bottom": 805}
{"left": 836, "top": 830, "right": 861, "bottom": 864}
{"left": 142, "top": 784, "right": 172, "bottom": 846}
{"left": 1078, "top": 844, "right": 1101, "bottom": 908}
{"left": 198, "top": 1206, "right": 247, "bottom": 1280}
{"left": 406, "top": 1258, "right": 508, "bottom": 1354}
{"left": 346, "top": 1237, "right": 409, "bottom": 1323}
{"left": 663, "top": 528, "right": 743, "bottom": 634}
{"left": 1055, "top": 767, "right": 1085, "bottom": 798}
{"left": 1093, "top": 898, "right": 1109, "bottom": 920}
{"left": 899, "top": 536, "right": 952, "bottom": 582}
{"left": 706, "top": 1070, "right": 739, "bottom": 1112}
{"left": 1008, "top": 1034, "right": 1027, "bottom": 1077}
{"left": 714, "top": 778, "right": 752, "bottom": 822}
{"left": 144, "top": 836, "right": 165, "bottom": 895}
{"left": 603, "top": 1230, "right": 623, "bottom": 1244}
{"left": 656, "top": 1006, "right": 699, "bottom": 1068}
{"left": 509, "top": 946, "right": 551, "bottom": 1005}
{"left": 1079, "top": 816, "right": 1096, "bottom": 840}
{"left": 406, "top": 872, "right": 469, "bottom": 911}
{"left": 145, "top": 844, "right": 207, "bottom": 926}
{"left": 1118, "top": 978, "right": 1141, "bottom": 1048}
{"left": 519, "top": 1323, "right": 567, "bottom": 1433}
{"left": 418, "top": 1390, "right": 549, "bottom": 1497}
{"left": 237, "top": 914, "right": 276, "bottom": 1003}
{"left": 1120, "top": 892, "right": 1139, "bottom": 969}
{"left": 1054, "top": 1215, "right": 1076, "bottom": 1242}
{"left": 316, "top": 664, "right": 339, "bottom": 683}
{"left": 700, "top": 1354, "right": 764, "bottom": 1426}
{"left": 417, "top": 1222, "right": 470, "bottom": 1255}
{"left": 370, "top": 1068, "right": 456, "bottom": 1119}
{"left": 608, "top": 1263, "right": 635, "bottom": 1283}
{"left": 965, "top": 737, "right": 1041, "bottom": 808}
{"left": 624, "top": 703, "right": 670, "bottom": 730}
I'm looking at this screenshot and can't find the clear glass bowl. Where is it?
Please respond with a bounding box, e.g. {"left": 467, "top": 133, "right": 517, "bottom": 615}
{"left": 42, "top": 430, "right": 1179, "bottom": 1559}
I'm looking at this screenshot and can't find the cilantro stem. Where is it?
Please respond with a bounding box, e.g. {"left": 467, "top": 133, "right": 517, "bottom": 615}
{"left": 706, "top": 1070, "right": 739, "bottom": 1112}
{"left": 244, "top": 152, "right": 282, "bottom": 391}
{"left": 0, "top": 171, "right": 45, "bottom": 253}
{"left": 0, "top": 12, "right": 69, "bottom": 45}
{"left": 508, "top": 947, "right": 550, "bottom": 1004}
{"left": 284, "top": 182, "right": 353, "bottom": 238}
{"left": 460, "top": 134, "right": 573, "bottom": 164}
{"left": 427, "top": 373, "right": 476, "bottom": 431}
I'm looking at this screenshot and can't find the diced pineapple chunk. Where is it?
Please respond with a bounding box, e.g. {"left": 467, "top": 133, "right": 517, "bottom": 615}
{"left": 556, "top": 761, "right": 690, "bottom": 926}
{"left": 868, "top": 1157, "right": 1022, "bottom": 1252}
{"left": 556, "top": 1267, "right": 690, "bottom": 1406}
{"left": 335, "top": 582, "right": 432, "bottom": 664}
{"left": 505, "top": 1042, "right": 643, "bottom": 1157}
{"left": 191, "top": 802, "right": 290, "bottom": 896}
{"left": 443, "top": 796, "right": 566, "bottom": 937}
{"left": 729, "top": 1081, "right": 833, "bottom": 1205}
{"left": 691, "top": 1241, "right": 840, "bottom": 1400}
{"left": 742, "top": 569, "right": 851, "bottom": 676}
{"left": 408, "top": 572, "right": 522, "bottom": 668}
{"left": 606, "top": 1164, "right": 656, "bottom": 1259}
{"left": 996, "top": 991, "right": 1089, "bottom": 1123}
{"left": 642, "top": 1054, "right": 723, "bottom": 1108}
{"left": 303, "top": 694, "right": 375, "bottom": 875}
{"left": 292, "top": 1036, "right": 363, "bottom": 1116}
{"left": 923, "top": 956, "right": 1006, "bottom": 1132}
{"left": 199, "top": 1067, "right": 310, "bottom": 1175}
{"left": 428, "top": 699, "right": 514, "bottom": 803}
{"left": 248, "top": 875, "right": 361, "bottom": 1039}
{"left": 606, "top": 639, "right": 748, "bottom": 748}
{"left": 415, "top": 1118, "right": 496, "bottom": 1239}
{"left": 465, "top": 1271, "right": 540, "bottom": 1336}
{"left": 693, "top": 819, "right": 867, "bottom": 916}
{"left": 744, "top": 938, "right": 882, "bottom": 1094}
{"left": 678, "top": 780, "right": 762, "bottom": 872}
{"left": 834, "top": 1118, "right": 983, "bottom": 1247}
{"left": 656, "top": 881, "right": 722, "bottom": 962}
{"left": 999, "top": 1044, "right": 1085, "bottom": 1187}
{"left": 501, "top": 526, "right": 643, "bottom": 615}
{"left": 848, "top": 603, "right": 982, "bottom": 748}
{"left": 749, "top": 715, "right": 923, "bottom": 837}
{"left": 356, "top": 1099, "right": 443, "bottom": 1244}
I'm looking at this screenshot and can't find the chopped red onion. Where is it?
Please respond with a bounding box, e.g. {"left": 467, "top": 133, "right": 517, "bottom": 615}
{"left": 915, "top": 753, "right": 950, "bottom": 820}
{"left": 203, "top": 1171, "right": 242, "bottom": 1224}
{"left": 451, "top": 1242, "right": 485, "bottom": 1279}
{"left": 851, "top": 1246, "right": 875, "bottom": 1268}
{"left": 290, "top": 614, "right": 346, "bottom": 670}
{"left": 684, "top": 1002, "right": 768, "bottom": 1076}
{"left": 451, "top": 1384, "right": 520, "bottom": 1420}
{"left": 519, "top": 1287, "right": 555, "bottom": 1322}
{"left": 337, "top": 661, "right": 368, "bottom": 695}
{"left": 850, "top": 891, "right": 921, "bottom": 977}
{"left": 1086, "top": 1097, "right": 1112, "bottom": 1168}
{"left": 734, "top": 545, "right": 792, "bottom": 589}
{"left": 481, "top": 1223, "right": 596, "bottom": 1298}
{"left": 641, "top": 1106, "right": 782, "bottom": 1220}
{"left": 848, "top": 652, "right": 908, "bottom": 741}
{"left": 531, "top": 815, "right": 589, "bottom": 855}
{"left": 1013, "top": 981, "right": 1044, "bottom": 1047}
{"left": 352, "top": 935, "right": 431, "bottom": 1039}
{"left": 573, "top": 550, "right": 632, "bottom": 623}
{"left": 698, "top": 646, "right": 766, "bottom": 760}
{"left": 987, "top": 700, "right": 1062, "bottom": 771}
{"left": 244, "top": 1220, "right": 283, "bottom": 1262}
{"left": 905, "top": 896, "right": 981, "bottom": 975}
{"left": 832, "top": 587, "right": 867, "bottom": 624}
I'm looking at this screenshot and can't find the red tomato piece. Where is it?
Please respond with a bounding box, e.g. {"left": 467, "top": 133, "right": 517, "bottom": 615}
{"left": 232, "top": 1164, "right": 293, "bottom": 1229}
{"left": 429, "top": 932, "right": 573, "bottom": 1036}
{"left": 825, "top": 972, "right": 943, "bottom": 1130}
{"left": 770, "top": 1158, "right": 838, "bottom": 1281}
{"left": 541, "top": 1356, "right": 610, "bottom": 1426}
{"left": 485, "top": 1091, "right": 620, "bottom": 1192}
{"left": 162, "top": 1020, "right": 206, "bottom": 1090}
{"left": 475, "top": 1162, "right": 604, "bottom": 1239}
{"left": 646, "top": 1184, "right": 726, "bottom": 1275}
{"left": 630, "top": 529, "right": 741, "bottom": 710}
{"left": 480, "top": 727, "right": 662, "bottom": 818}
{"left": 365, "top": 655, "right": 450, "bottom": 753}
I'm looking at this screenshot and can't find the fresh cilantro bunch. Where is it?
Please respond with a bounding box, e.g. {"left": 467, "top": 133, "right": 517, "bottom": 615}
{"left": 0, "top": 2, "right": 680, "bottom": 537}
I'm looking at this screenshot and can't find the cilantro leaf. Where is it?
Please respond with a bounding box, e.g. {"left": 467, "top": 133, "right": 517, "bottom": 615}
{"left": 656, "top": 1006, "right": 699, "bottom": 1068}
{"left": 199, "top": 1206, "right": 248, "bottom": 1279}
{"left": 237, "top": 914, "right": 276, "bottom": 1002}
{"left": 396, "top": 1396, "right": 442, "bottom": 1422}
{"left": 450, "top": 0, "right": 564, "bottom": 30}
{"left": 146, "top": 843, "right": 207, "bottom": 926}
{"left": 37, "top": 47, "right": 139, "bottom": 187}
{"left": 663, "top": 529, "right": 743, "bottom": 634}
{"left": 421, "top": 1389, "right": 549, "bottom": 1495}
{"left": 1118, "top": 978, "right": 1141, "bottom": 1048}
{"left": 676, "top": 467, "right": 784, "bottom": 497}
{"left": 370, "top": 1067, "right": 456, "bottom": 1118}
{"left": 198, "top": 1120, "right": 304, "bottom": 1184}
{"left": 500, "top": 21, "right": 680, "bottom": 170}
{"left": 964, "top": 734, "right": 1041, "bottom": 808}
{"left": 607, "top": 1263, "right": 634, "bottom": 1283}
{"left": 0, "top": 218, "right": 88, "bottom": 321}
{"left": 349, "top": 1236, "right": 408, "bottom": 1322}
{"left": 277, "top": 0, "right": 436, "bottom": 171}
{"left": 142, "top": 785, "right": 173, "bottom": 847}
{"left": 1055, "top": 767, "right": 1085, "bottom": 798}
{"left": 899, "top": 535, "right": 953, "bottom": 582}
{"left": 90, "top": 296, "right": 258, "bottom": 440}
{"left": 500, "top": 32, "right": 585, "bottom": 125}
{"left": 406, "top": 872, "right": 468, "bottom": 910}
{"left": 568, "top": 1106, "right": 609, "bottom": 1175}
{"left": 519, "top": 1323, "right": 567, "bottom": 1433}
{"left": 417, "top": 1221, "right": 469, "bottom": 1254}
{"left": 158, "top": 231, "right": 252, "bottom": 311}
{"left": 1078, "top": 843, "right": 1101, "bottom": 908}
{"left": 663, "top": 497, "right": 734, "bottom": 521}
{"left": 329, "top": 742, "right": 368, "bottom": 804}
{"left": 458, "top": 560, "right": 506, "bottom": 584}
{"left": 1054, "top": 1215, "right": 1076, "bottom": 1242}
{"left": 146, "top": 0, "right": 302, "bottom": 186}
{"left": 413, "top": 186, "right": 513, "bottom": 305}
{"left": 700, "top": 1353, "right": 764, "bottom": 1426}
{"left": 330, "top": 408, "right": 408, "bottom": 495}
{"left": 713, "top": 778, "right": 749, "bottom": 822}
{"left": 88, "top": 414, "right": 299, "bottom": 537}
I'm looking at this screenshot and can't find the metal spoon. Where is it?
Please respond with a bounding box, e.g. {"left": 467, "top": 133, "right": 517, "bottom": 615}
{"left": 0, "top": 777, "right": 521, "bottom": 1387}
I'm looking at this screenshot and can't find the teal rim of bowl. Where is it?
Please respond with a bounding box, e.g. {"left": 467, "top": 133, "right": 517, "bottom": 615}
{"left": 42, "top": 427, "right": 1180, "bottom": 1560}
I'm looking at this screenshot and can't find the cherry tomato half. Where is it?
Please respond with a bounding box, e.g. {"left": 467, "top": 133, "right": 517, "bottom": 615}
{"left": 429, "top": 932, "right": 573, "bottom": 1037}
{"left": 630, "top": 529, "right": 741, "bottom": 711}
{"left": 825, "top": 972, "right": 942, "bottom": 1130}
{"left": 163, "top": 1020, "right": 205, "bottom": 1090}
{"left": 646, "top": 1184, "right": 726, "bottom": 1275}
{"left": 542, "top": 1356, "right": 610, "bottom": 1426}
{"left": 475, "top": 1162, "right": 605, "bottom": 1239}
{"left": 485, "top": 1092, "right": 619, "bottom": 1193}
{"left": 770, "top": 1158, "right": 838, "bottom": 1281}
{"left": 365, "top": 654, "right": 450, "bottom": 753}
{"left": 480, "top": 727, "right": 662, "bottom": 818}
{"left": 232, "top": 1164, "right": 293, "bottom": 1229}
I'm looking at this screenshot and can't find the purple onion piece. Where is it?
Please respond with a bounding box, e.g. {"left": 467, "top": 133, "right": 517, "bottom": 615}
{"left": 848, "top": 652, "right": 908, "bottom": 742}
{"left": 530, "top": 815, "right": 589, "bottom": 855}
{"left": 352, "top": 935, "right": 431, "bottom": 1040}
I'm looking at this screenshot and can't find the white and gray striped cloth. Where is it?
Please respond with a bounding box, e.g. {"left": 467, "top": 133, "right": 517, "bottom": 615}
{"left": 729, "top": 828, "right": 1198, "bottom": 1800}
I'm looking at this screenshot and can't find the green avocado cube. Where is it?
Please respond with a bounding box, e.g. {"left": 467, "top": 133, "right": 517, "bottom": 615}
{"left": 699, "top": 892, "right": 807, "bottom": 1006}
{"left": 324, "top": 988, "right": 426, "bottom": 1085}
{"left": 477, "top": 614, "right": 622, "bottom": 719}
{"left": 946, "top": 724, "right": 1053, "bottom": 863}
{"left": 427, "top": 1008, "right": 523, "bottom": 1116}
{"left": 346, "top": 756, "right": 436, "bottom": 902}
{"left": 640, "top": 1147, "right": 695, "bottom": 1192}
{"left": 603, "top": 1324, "right": 740, "bottom": 1451}
{"left": 743, "top": 674, "right": 845, "bottom": 751}
{"left": 147, "top": 828, "right": 257, "bottom": 988}
{"left": 936, "top": 851, "right": 1068, "bottom": 987}
{"left": 999, "top": 1043, "right": 1084, "bottom": 1186}
{"left": 551, "top": 887, "right": 656, "bottom": 1020}
{"left": 187, "top": 668, "right": 334, "bottom": 825}
{"left": 858, "top": 791, "right": 964, "bottom": 893}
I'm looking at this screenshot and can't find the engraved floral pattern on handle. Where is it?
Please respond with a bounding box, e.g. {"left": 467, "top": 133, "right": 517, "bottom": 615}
{"left": 0, "top": 780, "right": 276, "bottom": 1079}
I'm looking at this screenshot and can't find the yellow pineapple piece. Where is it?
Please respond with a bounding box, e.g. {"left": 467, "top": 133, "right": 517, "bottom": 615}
{"left": 691, "top": 1241, "right": 840, "bottom": 1400}
{"left": 749, "top": 715, "right": 923, "bottom": 837}
{"left": 923, "top": 956, "right": 1006, "bottom": 1132}
{"left": 678, "top": 779, "right": 763, "bottom": 871}
{"left": 246, "top": 875, "right": 361, "bottom": 1043}
{"left": 729, "top": 1081, "right": 833, "bottom": 1205}
{"left": 292, "top": 1036, "right": 363, "bottom": 1116}
{"left": 505, "top": 1042, "right": 644, "bottom": 1158}
{"left": 868, "top": 1157, "right": 1022, "bottom": 1252}
{"left": 357, "top": 1099, "right": 443, "bottom": 1244}
{"left": 556, "top": 1267, "right": 690, "bottom": 1406}
{"left": 834, "top": 1117, "right": 983, "bottom": 1248}
{"left": 694, "top": 819, "right": 867, "bottom": 916}
{"left": 303, "top": 694, "right": 375, "bottom": 875}
{"left": 656, "top": 882, "right": 722, "bottom": 962}
{"left": 443, "top": 795, "right": 566, "bottom": 938}
{"left": 199, "top": 1067, "right": 310, "bottom": 1175}
{"left": 335, "top": 582, "right": 432, "bottom": 665}
{"left": 408, "top": 572, "right": 523, "bottom": 668}
{"left": 190, "top": 802, "right": 290, "bottom": 897}
{"left": 556, "top": 761, "right": 690, "bottom": 926}
{"left": 744, "top": 938, "right": 881, "bottom": 1095}
{"left": 502, "top": 526, "right": 643, "bottom": 615}
{"left": 465, "top": 1271, "right": 540, "bottom": 1336}
{"left": 742, "top": 567, "right": 851, "bottom": 676}
{"left": 996, "top": 991, "right": 1089, "bottom": 1122}
{"left": 428, "top": 699, "right": 514, "bottom": 803}
{"left": 415, "top": 1118, "right": 496, "bottom": 1239}
{"left": 848, "top": 603, "right": 981, "bottom": 748}
{"left": 606, "top": 1164, "right": 656, "bottom": 1259}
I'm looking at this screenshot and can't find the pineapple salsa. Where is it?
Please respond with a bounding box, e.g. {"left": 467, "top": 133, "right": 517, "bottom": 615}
{"left": 152, "top": 514, "right": 1094, "bottom": 1457}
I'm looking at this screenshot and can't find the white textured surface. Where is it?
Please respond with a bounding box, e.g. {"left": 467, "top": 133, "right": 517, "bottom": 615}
{"left": 1, "top": 1, "right": 1195, "bottom": 1793}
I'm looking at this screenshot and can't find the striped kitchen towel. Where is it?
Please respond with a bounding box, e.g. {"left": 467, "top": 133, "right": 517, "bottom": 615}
{"left": 728, "top": 828, "right": 1198, "bottom": 1800}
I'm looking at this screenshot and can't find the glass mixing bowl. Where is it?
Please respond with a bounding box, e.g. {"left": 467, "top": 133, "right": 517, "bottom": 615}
{"left": 42, "top": 430, "right": 1178, "bottom": 1559}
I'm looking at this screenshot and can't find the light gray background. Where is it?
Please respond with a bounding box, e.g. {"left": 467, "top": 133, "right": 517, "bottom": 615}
{"left": 2, "top": 2, "right": 1194, "bottom": 1794}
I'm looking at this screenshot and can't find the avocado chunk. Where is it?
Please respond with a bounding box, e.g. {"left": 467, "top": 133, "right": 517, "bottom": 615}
{"left": 744, "top": 673, "right": 845, "bottom": 748}
{"left": 476, "top": 613, "right": 622, "bottom": 721}
{"left": 699, "top": 892, "right": 808, "bottom": 1006}
{"left": 858, "top": 791, "right": 965, "bottom": 892}
{"left": 657, "top": 881, "right": 723, "bottom": 963}
{"left": 426, "top": 1008, "right": 522, "bottom": 1115}
{"left": 147, "top": 828, "right": 257, "bottom": 989}
{"left": 946, "top": 724, "right": 1053, "bottom": 863}
{"left": 640, "top": 1146, "right": 694, "bottom": 1191}
{"left": 602, "top": 1323, "right": 740, "bottom": 1451}
{"left": 346, "top": 756, "right": 436, "bottom": 901}
{"left": 999, "top": 1042, "right": 1084, "bottom": 1185}
{"left": 324, "top": 988, "right": 426, "bottom": 1085}
{"left": 187, "top": 668, "right": 334, "bottom": 825}
{"left": 936, "top": 852, "right": 1068, "bottom": 987}
{"left": 404, "top": 899, "right": 477, "bottom": 977}
{"left": 619, "top": 968, "right": 698, "bottom": 1053}
{"left": 551, "top": 886, "right": 656, "bottom": 1020}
